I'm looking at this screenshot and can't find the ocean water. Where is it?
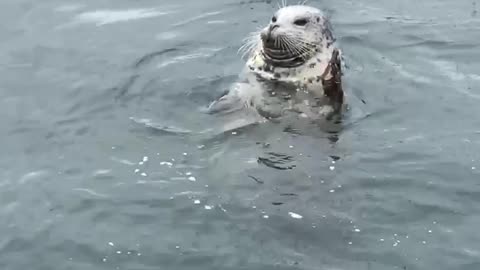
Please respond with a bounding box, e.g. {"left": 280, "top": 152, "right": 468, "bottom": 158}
{"left": 1, "top": 0, "right": 480, "bottom": 269}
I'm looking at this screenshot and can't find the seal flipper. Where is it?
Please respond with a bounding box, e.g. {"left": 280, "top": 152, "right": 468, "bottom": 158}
{"left": 205, "top": 81, "right": 262, "bottom": 115}
{"left": 203, "top": 82, "right": 265, "bottom": 137}
{"left": 205, "top": 89, "right": 240, "bottom": 114}
{"left": 322, "top": 48, "right": 344, "bottom": 114}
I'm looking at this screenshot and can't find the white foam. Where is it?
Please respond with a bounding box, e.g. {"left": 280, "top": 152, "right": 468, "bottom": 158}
{"left": 155, "top": 31, "right": 180, "bottom": 41}
{"left": 73, "top": 8, "right": 171, "bottom": 26}
{"left": 111, "top": 157, "right": 136, "bottom": 166}
{"left": 93, "top": 169, "right": 111, "bottom": 176}
{"left": 207, "top": 20, "right": 227, "bottom": 24}
{"left": 160, "top": 161, "right": 173, "bottom": 167}
{"left": 288, "top": 212, "right": 303, "bottom": 219}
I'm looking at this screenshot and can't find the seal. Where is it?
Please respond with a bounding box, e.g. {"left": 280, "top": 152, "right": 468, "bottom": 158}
{"left": 207, "top": 4, "right": 344, "bottom": 121}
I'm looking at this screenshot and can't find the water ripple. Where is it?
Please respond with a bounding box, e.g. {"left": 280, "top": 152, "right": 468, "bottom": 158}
{"left": 73, "top": 188, "right": 109, "bottom": 198}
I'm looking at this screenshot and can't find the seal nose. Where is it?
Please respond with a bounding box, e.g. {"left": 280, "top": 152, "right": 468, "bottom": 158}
{"left": 269, "top": 24, "right": 279, "bottom": 34}
{"left": 266, "top": 24, "right": 279, "bottom": 42}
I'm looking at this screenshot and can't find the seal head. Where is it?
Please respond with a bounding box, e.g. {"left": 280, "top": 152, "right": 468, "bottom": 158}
{"left": 259, "top": 5, "right": 334, "bottom": 68}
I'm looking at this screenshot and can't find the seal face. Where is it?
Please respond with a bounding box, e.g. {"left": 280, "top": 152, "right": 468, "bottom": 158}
{"left": 258, "top": 5, "right": 334, "bottom": 69}
{"left": 208, "top": 4, "right": 344, "bottom": 120}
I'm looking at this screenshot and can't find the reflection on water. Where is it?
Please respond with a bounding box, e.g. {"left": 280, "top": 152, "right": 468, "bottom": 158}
{"left": 1, "top": 0, "right": 480, "bottom": 269}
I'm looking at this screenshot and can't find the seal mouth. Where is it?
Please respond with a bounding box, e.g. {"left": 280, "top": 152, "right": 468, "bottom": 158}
{"left": 261, "top": 34, "right": 315, "bottom": 68}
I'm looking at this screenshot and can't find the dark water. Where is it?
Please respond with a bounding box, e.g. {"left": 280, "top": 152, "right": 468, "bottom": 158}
{"left": 1, "top": 0, "right": 480, "bottom": 269}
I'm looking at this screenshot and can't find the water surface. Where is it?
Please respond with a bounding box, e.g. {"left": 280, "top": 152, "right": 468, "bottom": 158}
{"left": 1, "top": 0, "right": 480, "bottom": 269}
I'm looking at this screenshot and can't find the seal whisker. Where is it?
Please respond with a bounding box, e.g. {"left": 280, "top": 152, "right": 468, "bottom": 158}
{"left": 285, "top": 36, "right": 314, "bottom": 61}
{"left": 242, "top": 30, "right": 261, "bottom": 42}
{"left": 239, "top": 44, "right": 255, "bottom": 59}
{"left": 283, "top": 35, "right": 307, "bottom": 55}
{"left": 238, "top": 40, "right": 253, "bottom": 54}
{"left": 279, "top": 36, "right": 288, "bottom": 52}
{"left": 284, "top": 33, "right": 316, "bottom": 55}
{"left": 286, "top": 32, "right": 316, "bottom": 45}
{"left": 283, "top": 36, "right": 298, "bottom": 55}
{"left": 282, "top": 36, "right": 305, "bottom": 60}
{"left": 279, "top": 36, "right": 293, "bottom": 57}
{"left": 239, "top": 41, "right": 258, "bottom": 59}
{"left": 282, "top": 37, "right": 300, "bottom": 56}
{"left": 239, "top": 29, "right": 262, "bottom": 58}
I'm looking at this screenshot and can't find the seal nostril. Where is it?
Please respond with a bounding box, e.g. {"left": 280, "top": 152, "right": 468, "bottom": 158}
{"left": 269, "top": 24, "right": 279, "bottom": 32}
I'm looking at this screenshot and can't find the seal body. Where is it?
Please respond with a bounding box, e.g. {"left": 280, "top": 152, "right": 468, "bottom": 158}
{"left": 207, "top": 5, "right": 344, "bottom": 120}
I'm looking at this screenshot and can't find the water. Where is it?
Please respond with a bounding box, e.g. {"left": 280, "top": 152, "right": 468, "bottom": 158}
{"left": 1, "top": 0, "right": 480, "bottom": 269}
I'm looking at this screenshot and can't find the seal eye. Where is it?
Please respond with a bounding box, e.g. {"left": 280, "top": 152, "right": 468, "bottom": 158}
{"left": 272, "top": 16, "right": 277, "bottom": 23}
{"left": 294, "top": 19, "right": 308, "bottom": 26}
